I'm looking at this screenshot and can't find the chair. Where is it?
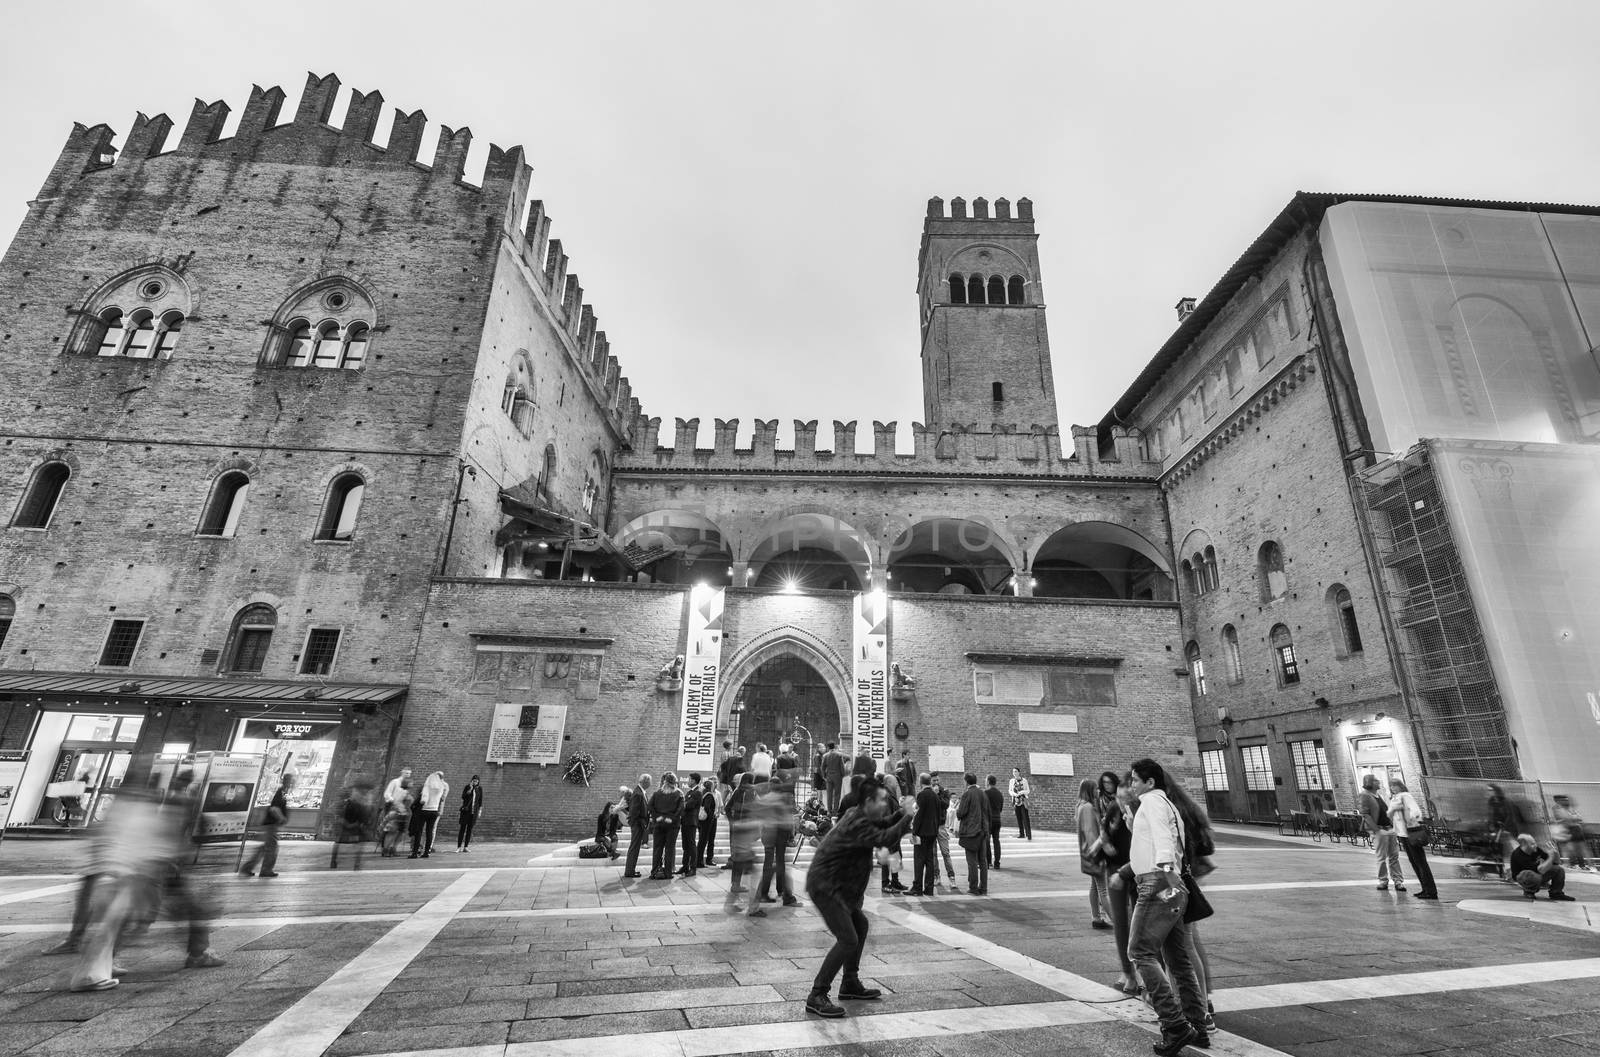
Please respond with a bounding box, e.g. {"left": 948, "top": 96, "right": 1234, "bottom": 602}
{"left": 1277, "top": 813, "right": 1295, "bottom": 836}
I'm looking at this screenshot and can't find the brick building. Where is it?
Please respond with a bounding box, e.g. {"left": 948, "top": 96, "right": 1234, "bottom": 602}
{"left": 2, "top": 75, "right": 1593, "bottom": 841}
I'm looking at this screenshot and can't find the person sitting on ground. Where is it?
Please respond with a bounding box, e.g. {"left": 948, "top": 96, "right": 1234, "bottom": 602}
{"left": 595, "top": 797, "right": 624, "bottom": 859}
{"left": 1508, "top": 833, "right": 1574, "bottom": 901}
{"left": 800, "top": 793, "right": 834, "bottom": 842}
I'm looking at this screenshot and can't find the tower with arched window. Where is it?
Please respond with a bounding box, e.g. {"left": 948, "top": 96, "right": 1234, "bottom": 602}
{"left": 916, "top": 196, "right": 1060, "bottom": 431}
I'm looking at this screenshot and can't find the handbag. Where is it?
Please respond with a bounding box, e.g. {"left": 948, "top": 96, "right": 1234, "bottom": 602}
{"left": 1181, "top": 868, "right": 1213, "bottom": 923}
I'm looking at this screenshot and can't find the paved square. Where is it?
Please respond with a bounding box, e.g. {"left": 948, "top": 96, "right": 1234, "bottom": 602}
{"left": 2, "top": 825, "right": 1596, "bottom": 1057}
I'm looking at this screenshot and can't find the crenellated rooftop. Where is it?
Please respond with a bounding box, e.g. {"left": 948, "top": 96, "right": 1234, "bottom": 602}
{"left": 38, "top": 71, "right": 646, "bottom": 442}
{"left": 613, "top": 418, "right": 1157, "bottom": 478}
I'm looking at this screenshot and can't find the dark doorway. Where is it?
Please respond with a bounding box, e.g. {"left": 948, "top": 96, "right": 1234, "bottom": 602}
{"left": 731, "top": 654, "right": 842, "bottom": 787}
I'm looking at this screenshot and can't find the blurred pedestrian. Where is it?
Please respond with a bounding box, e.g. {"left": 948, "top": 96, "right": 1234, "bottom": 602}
{"left": 241, "top": 774, "right": 292, "bottom": 878}
{"left": 724, "top": 773, "right": 759, "bottom": 905}
{"left": 1487, "top": 783, "right": 1527, "bottom": 867}
{"left": 330, "top": 779, "right": 374, "bottom": 870}
{"left": 1551, "top": 795, "right": 1588, "bottom": 869}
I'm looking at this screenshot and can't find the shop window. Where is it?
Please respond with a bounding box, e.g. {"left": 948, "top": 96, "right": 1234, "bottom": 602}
{"left": 1200, "top": 747, "right": 1230, "bottom": 818}
{"left": 197, "top": 471, "right": 250, "bottom": 537}
{"left": 14, "top": 461, "right": 71, "bottom": 529}
{"left": 1221, "top": 624, "right": 1244, "bottom": 685}
{"left": 225, "top": 603, "right": 277, "bottom": 673}
{"left": 948, "top": 274, "right": 967, "bottom": 303}
{"left": 1271, "top": 623, "right": 1300, "bottom": 685}
{"left": 1240, "top": 743, "right": 1276, "bottom": 817}
{"left": 1007, "top": 275, "right": 1025, "bottom": 304}
{"left": 1258, "top": 540, "right": 1287, "bottom": 601}
{"left": 1288, "top": 738, "right": 1333, "bottom": 812}
{"left": 99, "top": 619, "right": 145, "bottom": 667}
{"left": 300, "top": 627, "right": 341, "bottom": 675}
{"left": 0, "top": 593, "right": 13, "bottom": 651}
{"left": 1186, "top": 641, "right": 1207, "bottom": 698}
{"left": 1328, "top": 584, "right": 1363, "bottom": 657}
{"left": 316, "top": 473, "right": 365, "bottom": 541}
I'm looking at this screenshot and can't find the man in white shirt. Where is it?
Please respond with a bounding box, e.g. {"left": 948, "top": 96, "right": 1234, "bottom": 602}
{"left": 750, "top": 743, "right": 774, "bottom": 781}
{"left": 383, "top": 767, "right": 412, "bottom": 810}
{"left": 1126, "top": 758, "right": 1208, "bottom": 1056}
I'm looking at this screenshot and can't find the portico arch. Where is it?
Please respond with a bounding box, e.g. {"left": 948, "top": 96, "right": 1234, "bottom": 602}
{"left": 718, "top": 629, "right": 854, "bottom": 762}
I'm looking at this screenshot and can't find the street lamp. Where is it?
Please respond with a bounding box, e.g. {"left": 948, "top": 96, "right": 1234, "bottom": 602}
{"left": 440, "top": 462, "right": 479, "bottom": 575}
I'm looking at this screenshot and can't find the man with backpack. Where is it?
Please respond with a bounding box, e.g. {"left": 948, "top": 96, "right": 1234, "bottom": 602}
{"left": 1358, "top": 774, "right": 1406, "bottom": 891}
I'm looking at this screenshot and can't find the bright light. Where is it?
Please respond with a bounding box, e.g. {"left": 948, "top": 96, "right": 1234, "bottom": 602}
{"left": 782, "top": 579, "right": 801, "bottom": 594}
{"left": 693, "top": 581, "right": 708, "bottom": 590}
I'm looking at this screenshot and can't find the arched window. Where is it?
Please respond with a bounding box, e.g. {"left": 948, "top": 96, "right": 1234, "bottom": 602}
{"left": 225, "top": 603, "right": 277, "bottom": 673}
{"left": 1007, "top": 275, "right": 1025, "bottom": 305}
{"left": 1258, "top": 541, "right": 1287, "bottom": 602}
{"left": 0, "top": 593, "right": 14, "bottom": 652}
{"left": 95, "top": 308, "right": 126, "bottom": 356}
{"left": 1221, "top": 624, "right": 1244, "bottom": 685}
{"left": 283, "top": 320, "right": 314, "bottom": 367}
{"left": 154, "top": 311, "right": 184, "bottom": 357}
{"left": 317, "top": 473, "right": 366, "bottom": 541}
{"left": 198, "top": 471, "right": 250, "bottom": 537}
{"left": 538, "top": 445, "right": 558, "bottom": 501}
{"left": 948, "top": 274, "right": 967, "bottom": 304}
{"left": 987, "top": 275, "right": 1005, "bottom": 305}
{"left": 264, "top": 280, "right": 376, "bottom": 369}
{"left": 1328, "top": 584, "right": 1364, "bottom": 657}
{"left": 1190, "top": 553, "right": 1206, "bottom": 594}
{"left": 342, "top": 323, "right": 370, "bottom": 368}
{"left": 1186, "top": 641, "right": 1207, "bottom": 698}
{"left": 583, "top": 449, "right": 607, "bottom": 522}
{"left": 13, "top": 462, "right": 70, "bottom": 528}
{"left": 311, "top": 322, "right": 344, "bottom": 368}
{"left": 968, "top": 275, "right": 985, "bottom": 304}
{"left": 1181, "top": 558, "right": 1197, "bottom": 596}
{"left": 123, "top": 310, "right": 157, "bottom": 359}
{"left": 1270, "top": 624, "right": 1300, "bottom": 686}
{"left": 1203, "top": 545, "right": 1219, "bottom": 592}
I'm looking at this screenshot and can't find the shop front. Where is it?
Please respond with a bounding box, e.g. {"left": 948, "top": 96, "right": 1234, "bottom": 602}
{"left": 0, "top": 672, "right": 407, "bottom": 837}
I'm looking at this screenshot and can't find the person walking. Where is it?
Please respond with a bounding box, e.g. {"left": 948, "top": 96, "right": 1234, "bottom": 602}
{"left": 241, "top": 774, "right": 292, "bottom": 878}
{"left": 909, "top": 773, "right": 941, "bottom": 896}
{"left": 677, "top": 773, "right": 703, "bottom": 876}
{"left": 1009, "top": 767, "right": 1033, "bottom": 840}
{"left": 1100, "top": 774, "right": 1140, "bottom": 997}
{"left": 723, "top": 773, "right": 759, "bottom": 906}
{"left": 330, "top": 780, "right": 373, "bottom": 870}
{"left": 1076, "top": 778, "right": 1111, "bottom": 929}
{"left": 820, "top": 741, "right": 847, "bottom": 815}
{"left": 750, "top": 743, "right": 774, "bottom": 781}
{"left": 622, "top": 773, "right": 652, "bottom": 878}
{"left": 931, "top": 774, "right": 958, "bottom": 888}
{"left": 718, "top": 742, "right": 745, "bottom": 797}
{"left": 1388, "top": 778, "right": 1438, "bottom": 899}
{"left": 956, "top": 772, "right": 989, "bottom": 895}
{"left": 1358, "top": 774, "right": 1405, "bottom": 891}
{"left": 456, "top": 775, "right": 484, "bottom": 853}
{"left": 649, "top": 773, "right": 684, "bottom": 879}
{"left": 411, "top": 770, "right": 448, "bottom": 858}
{"left": 984, "top": 774, "right": 1005, "bottom": 870}
{"left": 696, "top": 775, "right": 720, "bottom": 868}
{"left": 894, "top": 750, "right": 917, "bottom": 799}
{"left": 802, "top": 774, "right": 914, "bottom": 1019}
{"left": 1125, "top": 758, "right": 1208, "bottom": 1055}
{"left": 383, "top": 766, "right": 412, "bottom": 812}
{"left": 748, "top": 777, "right": 801, "bottom": 915}
{"left": 1487, "top": 783, "right": 1528, "bottom": 868}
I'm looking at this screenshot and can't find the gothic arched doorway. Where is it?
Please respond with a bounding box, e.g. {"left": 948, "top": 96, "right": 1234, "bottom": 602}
{"left": 730, "top": 654, "right": 845, "bottom": 786}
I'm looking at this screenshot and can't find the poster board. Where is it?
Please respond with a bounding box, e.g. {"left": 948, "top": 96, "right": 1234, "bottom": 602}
{"left": 191, "top": 752, "right": 266, "bottom": 844}
{"left": 927, "top": 745, "right": 965, "bottom": 775}
{"left": 0, "top": 750, "right": 28, "bottom": 835}
{"left": 487, "top": 702, "right": 569, "bottom": 765}
{"left": 677, "top": 585, "right": 725, "bottom": 772}
{"left": 853, "top": 591, "right": 889, "bottom": 769}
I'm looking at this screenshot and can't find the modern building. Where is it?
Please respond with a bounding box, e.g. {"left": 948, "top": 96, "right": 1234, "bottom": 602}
{"left": 2, "top": 75, "right": 1594, "bottom": 841}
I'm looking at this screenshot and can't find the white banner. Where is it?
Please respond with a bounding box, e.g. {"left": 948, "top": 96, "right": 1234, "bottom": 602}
{"left": 487, "top": 702, "right": 569, "bottom": 765}
{"left": 677, "top": 584, "right": 726, "bottom": 772}
{"left": 853, "top": 589, "right": 889, "bottom": 770}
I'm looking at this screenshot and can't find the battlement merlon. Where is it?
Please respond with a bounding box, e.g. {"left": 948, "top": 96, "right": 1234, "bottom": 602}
{"left": 34, "top": 72, "right": 533, "bottom": 212}
{"left": 917, "top": 196, "right": 1038, "bottom": 287}
{"left": 612, "top": 420, "right": 1161, "bottom": 479}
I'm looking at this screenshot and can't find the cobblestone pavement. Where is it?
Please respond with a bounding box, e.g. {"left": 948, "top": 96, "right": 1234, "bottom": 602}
{"left": 1, "top": 824, "right": 1597, "bottom": 1057}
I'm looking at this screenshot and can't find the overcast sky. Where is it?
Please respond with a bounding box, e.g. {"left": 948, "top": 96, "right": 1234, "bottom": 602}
{"left": 4, "top": 2, "right": 1598, "bottom": 448}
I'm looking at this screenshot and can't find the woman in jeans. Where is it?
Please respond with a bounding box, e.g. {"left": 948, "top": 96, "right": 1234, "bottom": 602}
{"left": 648, "top": 772, "right": 684, "bottom": 879}
{"left": 1076, "top": 779, "right": 1111, "bottom": 929}
{"left": 1100, "top": 773, "right": 1139, "bottom": 995}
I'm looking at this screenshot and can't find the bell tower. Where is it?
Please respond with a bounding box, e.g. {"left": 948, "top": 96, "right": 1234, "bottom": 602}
{"left": 916, "top": 196, "right": 1059, "bottom": 431}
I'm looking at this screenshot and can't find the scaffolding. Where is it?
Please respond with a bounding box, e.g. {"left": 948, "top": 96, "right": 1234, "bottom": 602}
{"left": 1353, "top": 446, "right": 1518, "bottom": 779}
